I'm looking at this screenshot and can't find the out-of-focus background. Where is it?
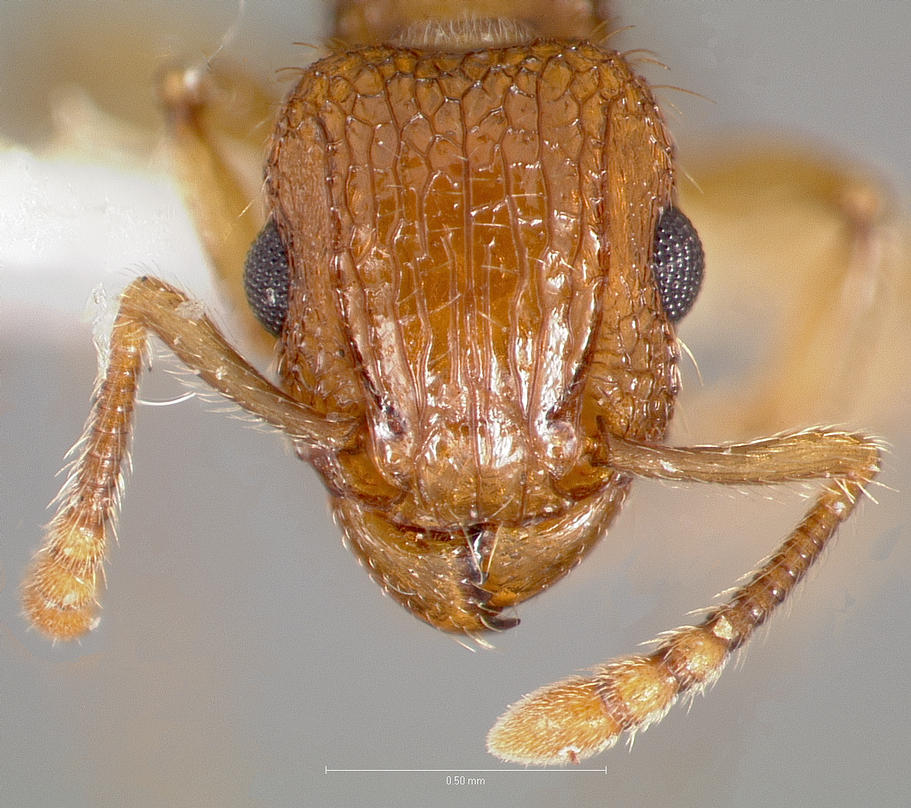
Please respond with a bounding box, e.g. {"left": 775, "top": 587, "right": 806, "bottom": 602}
{"left": 2, "top": 2, "right": 909, "bottom": 806}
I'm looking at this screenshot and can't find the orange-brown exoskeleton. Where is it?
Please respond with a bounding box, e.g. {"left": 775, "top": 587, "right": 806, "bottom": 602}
{"left": 22, "top": 0, "right": 881, "bottom": 765}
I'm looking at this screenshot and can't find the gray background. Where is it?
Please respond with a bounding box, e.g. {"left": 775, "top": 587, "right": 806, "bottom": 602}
{"left": 2, "top": 2, "right": 909, "bottom": 806}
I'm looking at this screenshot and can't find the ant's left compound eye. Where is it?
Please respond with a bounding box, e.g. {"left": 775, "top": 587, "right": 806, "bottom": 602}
{"left": 244, "top": 218, "right": 290, "bottom": 336}
{"left": 650, "top": 207, "right": 704, "bottom": 322}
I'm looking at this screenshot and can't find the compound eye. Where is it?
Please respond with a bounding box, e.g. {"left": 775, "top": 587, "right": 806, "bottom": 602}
{"left": 650, "top": 207, "right": 704, "bottom": 322}
{"left": 244, "top": 219, "right": 290, "bottom": 336}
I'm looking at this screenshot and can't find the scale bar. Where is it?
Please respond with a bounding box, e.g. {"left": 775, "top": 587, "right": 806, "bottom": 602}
{"left": 325, "top": 767, "right": 608, "bottom": 774}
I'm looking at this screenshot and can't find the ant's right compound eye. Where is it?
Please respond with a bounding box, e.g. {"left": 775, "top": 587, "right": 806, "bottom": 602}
{"left": 244, "top": 219, "right": 290, "bottom": 336}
